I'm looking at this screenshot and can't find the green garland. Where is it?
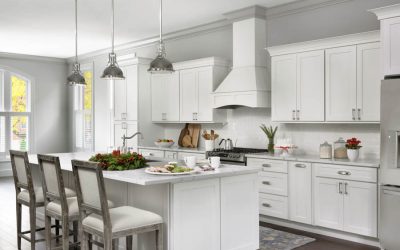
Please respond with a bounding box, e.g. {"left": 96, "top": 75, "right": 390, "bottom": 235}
{"left": 89, "top": 150, "right": 147, "bottom": 171}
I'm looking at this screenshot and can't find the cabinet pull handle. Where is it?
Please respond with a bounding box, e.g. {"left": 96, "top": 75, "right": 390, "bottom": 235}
{"left": 296, "top": 110, "right": 300, "bottom": 120}
{"left": 352, "top": 109, "right": 356, "bottom": 120}
{"left": 337, "top": 170, "right": 351, "bottom": 176}
{"left": 121, "top": 112, "right": 127, "bottom": 120}
{"left": 262, "top": 164, "right": 271, "bottom": 168}
{"left": 262, "top": 181, "right": 271, "bottom": 185}
{"left": 193, "top": 112, "right": 198, "bottom": 121}
{"left": 295, "top": 163, "right": 306, "bottom": 168}
{"left": 262, "top": 203, "right": 271, "bottom": 208}
{"left": 344, "top": 182, "right": 348, "bottom": 195}
{"left": 357, "top": 108, "right": 361, "bottom": 120}
{"left": 162, "top": 113, "right": 167, "bottom": 121}
{"left": 338, "top": 182, "right": 343, "bottom": 194}
{"left": 292, "top": 110, "right": 296, "bottom": 120}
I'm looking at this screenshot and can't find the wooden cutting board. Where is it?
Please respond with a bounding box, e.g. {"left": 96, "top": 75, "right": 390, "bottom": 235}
{"left": 188, "top": 124, "right": 201, "bottom": 148}
{"left": 178, "top": 123, "right": 190, "bottom": 147}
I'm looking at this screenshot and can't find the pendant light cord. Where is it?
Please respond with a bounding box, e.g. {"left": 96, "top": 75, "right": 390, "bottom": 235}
{"left": 112, "top": 0, "right": 115, "bottom": 53}
{"left": 159, "top": 0, "right": 163, "bottom": 43}
{"left": 75, "top": 0, "right": 78, "bottom": 63}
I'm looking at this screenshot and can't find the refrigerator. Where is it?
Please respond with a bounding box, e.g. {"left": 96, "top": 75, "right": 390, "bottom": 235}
{"left": 380, "top": 78, "right": 400, "bottom": 250}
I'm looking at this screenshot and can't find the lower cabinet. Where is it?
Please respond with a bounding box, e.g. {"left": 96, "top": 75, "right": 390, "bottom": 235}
{"left": 289, "top": 162, "right": 312, "bottom": 224}
{"left": 259, "top": 193, "right": 288, "bottom": 219}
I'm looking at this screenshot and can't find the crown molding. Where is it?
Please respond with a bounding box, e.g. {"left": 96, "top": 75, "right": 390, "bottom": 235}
{"left": 369, "top": 3, "right": 400, "bottom": 20}
{"left": 223, "top": 5, "right": 267, "bottom": 21}
{"left": 0, "top": 52, "right": 67, "bottom": 64}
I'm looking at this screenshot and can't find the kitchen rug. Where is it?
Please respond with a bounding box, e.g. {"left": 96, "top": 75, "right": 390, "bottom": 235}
{"left": 260, "top": 226, "right": 315, "bottom": 250}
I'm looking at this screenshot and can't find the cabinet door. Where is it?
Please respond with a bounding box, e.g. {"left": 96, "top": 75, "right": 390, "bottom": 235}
{"left": 151, "top": 73, "right": 180, "bottom": 122}
{"left": 180, "top": 68, "right": 198, "bottom": 121}
{"left": 221, "top": 174, "right": 259, "bottom": 250}
{"left": 151, "top": 74, "right": 166, "bottom": 122}
{"left": 125, "top": 65, "right": 138, "bottom": 121}
{"left": 314, "top": 177, "right": 343, "bottom": 230}
{"left": 271, "top": 54, "right": 297, "bottom": 121}
{"left": 297, "top": 50, "right": 325, "bottom": 122}
{"left": 172, "top": 179, "right": 220, "bottom": 250}
{"left": 197, "top": 67, "right": 214, "bottom": 122}
{"left": 382, "top": 17, "right": 400, "bottom": 76}
{"left": 113, "top": 72, "right": 127, "bottom": 121}
{"left": 112, "top": 122, "right": 126, "bottom": 147}
{"left": 325, "top": 46, "right": 357, "bottom": 121}
{"left": 126, "top": 122, "right": 138, "bottom": 151}
{"left": 357, "top": 43, "right": 381, "bottom": 122}
{"left": 343, "top": 181, "right": 377, "bottom": 237}
{"left": 289, "top": 162, "right": 312, "bottom": 224}
{"left": 165, "top": 72, "right": 180, "bottom": 121}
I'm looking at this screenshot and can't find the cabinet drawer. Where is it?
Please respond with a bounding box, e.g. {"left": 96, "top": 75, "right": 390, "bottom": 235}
{"left": 259, "top": 193, "right": 288, "bottom": 219}
{"left": 138, "top": 149, "right": 165, "bottom": 158}
{"left": 314, "top": 163, "right": 377, "bottom": 183}
{"left": 259, "top": 172, "right": 288, "bottom": 196}
{"left": 165, "top": 151, "right": 178, "bottom": 160}
{"left": 247, "top": 158, "right": 288, "bottom": 173}
{"left": 177, "top": 152, "right": 206, "bottom": 160}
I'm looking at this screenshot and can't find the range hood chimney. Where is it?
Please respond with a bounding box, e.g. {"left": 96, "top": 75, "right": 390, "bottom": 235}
{"left": 213, "top": 6, "right": 270, "bottom": 109}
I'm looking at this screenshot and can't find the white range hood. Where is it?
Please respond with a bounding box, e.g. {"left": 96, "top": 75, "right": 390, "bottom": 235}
{"left": 213, "top": 6, "right": 270, "bottom": 109}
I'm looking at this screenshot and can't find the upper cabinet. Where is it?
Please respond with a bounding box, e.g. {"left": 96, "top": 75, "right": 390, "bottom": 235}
{"left": 371, "top": 4, "right": 400, "bottom": 77}
{"left": 113, "top": 65, "right": 138, "bottom": 121}
{"left": 151, "top": 57, "right": 230, "bottom": 123}
{"left": 268, "top": 31, "right": 381, "bottom": 123}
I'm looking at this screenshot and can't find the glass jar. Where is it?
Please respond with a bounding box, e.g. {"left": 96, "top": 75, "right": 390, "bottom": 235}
{"left": 320, "top": 141, "right": 332, "bottom": 159}
{"left": 334, "top": 137, "right": 347, "bottom": 159}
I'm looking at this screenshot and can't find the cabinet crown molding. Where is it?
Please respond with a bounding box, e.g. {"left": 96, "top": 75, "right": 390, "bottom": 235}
{"left": 267, "top": 30, "right": 380, "bottom": 57}
{"left": 173, "top": 57, "right": 231, "bottom": 70}
{"left": 369, "top": 4, "right": 400, "bottom": 20}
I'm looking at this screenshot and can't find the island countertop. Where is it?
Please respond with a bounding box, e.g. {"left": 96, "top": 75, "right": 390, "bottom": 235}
{"left": 28, "top": 152, "right": 261, "bottom": 185}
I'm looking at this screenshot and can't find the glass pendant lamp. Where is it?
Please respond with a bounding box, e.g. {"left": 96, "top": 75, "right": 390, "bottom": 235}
{"left": 101, "top": 0, "right": 125, "bottom": 80}
{"left": 148, "top": 0, "right": 174, "bottom": 73}
{"left": 67, "top": 0, "right": 86, "bottom": 85}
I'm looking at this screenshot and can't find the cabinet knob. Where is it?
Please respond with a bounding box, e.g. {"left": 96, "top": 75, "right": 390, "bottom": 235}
{"left": 262, "top": 203, "right": 271, "bottom": 208}
{"left": 262, "top": 181, "right": 271, "bottom": 185}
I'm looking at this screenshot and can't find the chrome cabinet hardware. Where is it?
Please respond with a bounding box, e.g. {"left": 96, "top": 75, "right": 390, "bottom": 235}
{"left": 262, "top": 203, "right": 271, "bottom": 208}
{"left": 337, "top": 170, "right": 351, "bottom": 176}
{"left": 357, "top": 108, "right": 361, "bottom": 120}
{"left": 121, "top": 112, "right": 127, "bottom": 120}
{"left": 352, "top": 108, "right": 356, "bottom": 120}
{"left": 344, "top": 182, "right": 348, "bottom": 195}
{"left": 262, "top": 181, "right": 271, "bottom": 185}
{"left": 338, "top": 182, "right": 343, "bottom": 194}
{"left": 192, "top": 112, "right": 198, "bottom": 121}
{"left": 296, "top": 110, "right": 300, "bottom": 120}
{"left": 292, "top": 110, "right": 296, "bottom": 120}
{"left": 295, "top": 163, "right": 306, "bottom": 168}
{"left": 262, "top": 164, "right": 271, "bottom": 168}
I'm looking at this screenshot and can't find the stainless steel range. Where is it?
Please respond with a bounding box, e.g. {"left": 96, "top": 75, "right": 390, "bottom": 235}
{"left": 206, "top": 147, "right": 268, "bottom": 165}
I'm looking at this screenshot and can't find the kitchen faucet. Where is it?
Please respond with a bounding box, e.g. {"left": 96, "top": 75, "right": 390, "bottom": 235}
{"left": 121, "top": 132, "right": 144, "bottom": 153}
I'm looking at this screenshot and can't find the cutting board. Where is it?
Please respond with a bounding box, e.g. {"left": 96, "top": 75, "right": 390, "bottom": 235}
{"left": 188, "top": 124, "right": 201, "bottom": 148}
{"left": 178, "top": 123, "right": 190, "bottom": 147}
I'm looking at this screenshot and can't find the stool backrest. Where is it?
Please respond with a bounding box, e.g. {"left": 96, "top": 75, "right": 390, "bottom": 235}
{"left": 72, "top": 160, "right": 111, "bottom": 229}
{"left": 37, "top": 154, "right": 68, "bottom": 210}
{"left": 10, "top": 150, "right": 33, "bottom": 193}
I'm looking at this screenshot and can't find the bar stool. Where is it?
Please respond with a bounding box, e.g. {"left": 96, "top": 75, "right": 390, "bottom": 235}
{"left": 10, "top": 150, "right": 76, "bottom": 250}
{"left": 37, "top": 154, "right": 81, "bottom": 250}
{"left": 71, "top": 160, "right": 163, "bottom": 250}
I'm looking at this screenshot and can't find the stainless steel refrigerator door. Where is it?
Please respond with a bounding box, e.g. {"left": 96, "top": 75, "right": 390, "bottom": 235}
{"left": 380, "top": 185, "right": 400, "bottom": 250}
{"left": 381, "top": 79, "right": 400, "bottom": 186}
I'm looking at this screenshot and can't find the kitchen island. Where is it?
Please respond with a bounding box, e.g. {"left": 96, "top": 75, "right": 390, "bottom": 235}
{"left": 28, "top": 152, "right": 260, "bottom": 250}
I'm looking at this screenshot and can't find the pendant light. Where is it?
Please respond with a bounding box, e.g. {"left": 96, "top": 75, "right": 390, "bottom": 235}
{"left": 148, "top": 0, "right": 174, "bottom": 73}
{"left": 67, "top": 0, "right": 86, "bottom": 85}
{"left": 101, "top": 0, "right": 125, "bottom": 80}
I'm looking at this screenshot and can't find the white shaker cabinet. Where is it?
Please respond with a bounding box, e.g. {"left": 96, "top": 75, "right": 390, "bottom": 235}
{"left": 325, "top": 46, "right": 357, "bottom": 122}
{"left": 288, "top": 162, "right": 312, "bottom": 225}
{"left": 151, "top": 72, "right": 180, "bottom": 122}
{"left": 113, "top": 65, "right": 138, "bottom": 121}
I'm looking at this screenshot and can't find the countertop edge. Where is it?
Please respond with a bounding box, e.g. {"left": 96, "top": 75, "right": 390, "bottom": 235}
{"left": 138, "top": 146, "right": 206, "bottom": 154}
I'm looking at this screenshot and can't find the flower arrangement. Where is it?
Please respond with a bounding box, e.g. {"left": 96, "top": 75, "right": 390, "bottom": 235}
{"left": 89, "top": 150, "right": 147, "bottom": 171}
{"left": 260, "top": 124, "right": 278, "bottom": 154}
{"left": 345, "top": 138, "right": 362, "bottom": 149}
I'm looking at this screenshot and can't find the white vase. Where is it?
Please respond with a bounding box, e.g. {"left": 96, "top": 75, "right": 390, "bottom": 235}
{"left": 205, "top": 140, "right": 215, "bottom": 151}
{"left": 347, "top": 149, "right": 359, "bottom": 162}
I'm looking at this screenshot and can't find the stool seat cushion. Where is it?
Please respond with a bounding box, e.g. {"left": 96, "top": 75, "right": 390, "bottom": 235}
{"left": 82, "top": 206, "right": 162, "bottom": 233}
{"left": 17, "top": 187, "right": 76, "bottom": 204}
{"left": 46, "top": 198, "right": 115, "bottom": 218}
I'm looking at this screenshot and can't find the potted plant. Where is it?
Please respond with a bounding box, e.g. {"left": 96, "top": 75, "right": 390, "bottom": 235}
{"left": 260, "top": 124, "right": 278, "bottom": 154}
{"left": 345, "top": 138, "right": 362, "bottom": 162}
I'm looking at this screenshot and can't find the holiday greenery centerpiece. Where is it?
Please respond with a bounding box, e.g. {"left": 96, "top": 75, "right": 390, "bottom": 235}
{"left": 89, "top": 150, "right": 147, "bottom": 171}
{"left": 260, "top": 124, "right": 278, "bottom": 154}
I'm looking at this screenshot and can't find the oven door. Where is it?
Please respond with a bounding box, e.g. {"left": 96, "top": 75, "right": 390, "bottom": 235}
{"left": 221, "top": 160, "right": 246, "bottom": 166}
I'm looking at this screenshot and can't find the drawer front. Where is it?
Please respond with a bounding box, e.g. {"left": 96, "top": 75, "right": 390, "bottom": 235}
{"left": 259, "top": 193, "right": 288, "bottom": 219}
{"left": 177, "top": 152, "right": 206, "bottom": 160}
{"left": 259, "top": 172, "right": 288, "bottom": 196}
{"left": 247, "top": 158, "right": 288, "bottom": 173}
{"left": 314, "top": 163, "right": 377, "bottom": 183}
{"left": 138, "top": 149, "right": 165, "bottom": 158}
{"left": 165, "top": 151, "right": 178, "bottom": 160}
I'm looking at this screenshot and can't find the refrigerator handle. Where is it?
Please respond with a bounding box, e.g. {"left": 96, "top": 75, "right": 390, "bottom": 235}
{"left": 396, "top": 131, "right": 399, "bottom": 169}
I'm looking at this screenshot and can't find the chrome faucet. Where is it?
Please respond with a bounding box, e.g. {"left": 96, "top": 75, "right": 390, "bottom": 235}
{"left": 121, "top": 132, "right": 144, "bottom": 152}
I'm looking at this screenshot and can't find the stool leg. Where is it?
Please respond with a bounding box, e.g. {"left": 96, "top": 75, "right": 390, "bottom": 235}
{"left": 62, "top": 216, "right": 69, "bottom": 250}
{"left": 55, "top": 219, "right": 60, "bottom": 242}
{"left": 29, "top": 206, "right": 36, "bottom": 250}
{"left": 73, "top": 221, "right": 78, "bottom": 249}
{"left": 112, "top": 238, "right": 119, "bottom": 250}
{"left": 156, "top": 225, "right": 163, "bottom": 250}
{"left": 126, "top": 236, "right": 132, "bottom": 250}
{"left": 16, "top": 202, "right": 22, "bottom": 250}
{"left": 88, "top": 233, "right": 93, "bottom": 250}
{"left": 45, "top": 214, "right": 52, "bottom": 250}
{"left": 104, "top": 236, "right": 112, "bottom": 250}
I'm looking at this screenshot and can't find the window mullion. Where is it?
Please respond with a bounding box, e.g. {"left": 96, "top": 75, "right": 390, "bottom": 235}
{"left": 3, "top": 72, "right": 11, "bottom": 112}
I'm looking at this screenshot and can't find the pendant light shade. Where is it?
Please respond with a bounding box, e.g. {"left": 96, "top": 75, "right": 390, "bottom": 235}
{"left": 101, "top": 0, "right": 124, "bottom": 80}
{"left": 148, "top": 0, "right": 174, "bottom": 73}
{"left": 67, "top": 0, "right": 86, "bottom": 85}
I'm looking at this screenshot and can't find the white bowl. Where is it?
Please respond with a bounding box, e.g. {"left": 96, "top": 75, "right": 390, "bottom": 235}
{"left": 154, "top": 141, "right": 175, "bottom": 148}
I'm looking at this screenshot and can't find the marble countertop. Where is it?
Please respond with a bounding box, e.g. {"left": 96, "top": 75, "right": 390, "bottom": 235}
{"left": 138, "top": 145, "right": 206, "bottom": 154}
{"left": 28, "top": 152, "right": 260, "bottom": 185}
{"left": 246, "top": 153, "right": 380, "bottom": 168}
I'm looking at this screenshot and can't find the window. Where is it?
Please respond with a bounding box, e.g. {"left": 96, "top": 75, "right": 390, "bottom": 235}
{"left": 0, "top": 69, "right": 32, "bottom": 155}
{"left": 73, "top": 64, "right": 93, "bottom": 151}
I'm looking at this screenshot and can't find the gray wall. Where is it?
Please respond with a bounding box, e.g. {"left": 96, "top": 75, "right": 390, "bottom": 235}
{"left": 0, "top": 56, "right": 69, "bottom": 154}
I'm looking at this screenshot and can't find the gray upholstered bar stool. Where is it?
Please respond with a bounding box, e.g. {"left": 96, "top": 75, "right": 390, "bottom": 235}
{"left": 72, "top": 160, "right": 163, "bottom": 250}
{"left": 10, "top": 150, "right": 76, "bottom": 250}
{"left": 37, "top": 154, "right": 80, "bottom": 250}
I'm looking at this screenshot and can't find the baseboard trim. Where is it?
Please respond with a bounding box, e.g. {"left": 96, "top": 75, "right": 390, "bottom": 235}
{"left": 260, "top": 215, "right": 380, "bottom": 247}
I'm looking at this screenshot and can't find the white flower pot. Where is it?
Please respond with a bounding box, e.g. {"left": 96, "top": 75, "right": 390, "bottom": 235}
{"left": 205, "top": 140, "right": 215, "bottom": 151}
{"left": 347, "top": 149, "right": 359, "bottom": 162}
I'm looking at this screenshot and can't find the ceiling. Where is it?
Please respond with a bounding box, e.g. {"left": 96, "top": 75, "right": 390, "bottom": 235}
{"left": 0, "top": 0, "right": 300, "bottom": 58}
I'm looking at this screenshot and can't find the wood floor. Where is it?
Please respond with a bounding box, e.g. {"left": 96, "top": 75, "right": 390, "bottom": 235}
{"left": 1, "top": 176, "right": 379, "bottom": 250}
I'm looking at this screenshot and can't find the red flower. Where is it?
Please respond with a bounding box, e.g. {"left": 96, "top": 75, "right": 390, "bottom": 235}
{"left": 112, "top": 150, "right": 121, "bottom": 157}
